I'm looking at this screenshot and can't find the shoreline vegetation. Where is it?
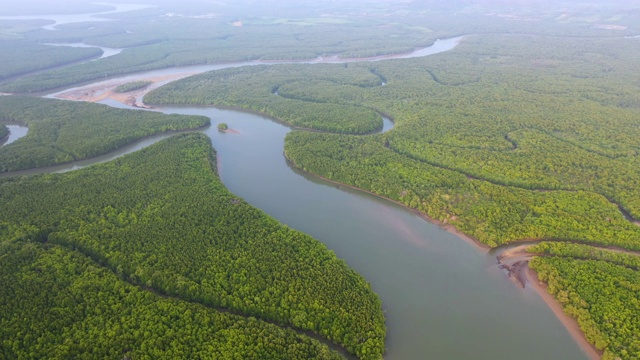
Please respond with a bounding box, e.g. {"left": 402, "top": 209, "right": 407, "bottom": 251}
{"left": 57, "top": 63, "right": 616, "bottom": 359}
{"left": 149, "top": 74, "right": 620, "bottom": 357}
{"left": 113, "top": 80, "right": 152, "bottom": 94}
{"left": 286, "top": 150, "right": 640, "bottom": 360}
{"left": 0, "top": 124, "right": 8, "bottom": 143}
{"left": 0, "top": 96, "right": 210, "bottom": 173}
{"left": 0, "top": 125, "right": 209, "bottom": 178}
{"left": 54, "top": 78, "right": 388, "bottom": 136}
{"left": 526, "top": 267, "right": 601, "bottom": 360}
{"left": 5, "top": 4, "right": 640, "bottom": 355}
{"left": 283, "top": 154, "right": 489, "bottom": 252}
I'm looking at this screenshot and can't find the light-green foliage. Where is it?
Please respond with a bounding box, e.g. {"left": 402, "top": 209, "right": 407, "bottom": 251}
{"left": 530, "top": 257, "right": 640, "bottom": 360}
{"left": 152, "top": 33, "right": 640, "bottom": 250}
{"left": 0, "top": 241, "right": 343, "bottom": 360}
{"left": 0, "top": 133, "right": 385, "bottom": 359}
{"left": 530, "top": 242, "right": 640, "bottom": 271}
{"left": 285, "top": 132, "right": 640, "bottom": 249}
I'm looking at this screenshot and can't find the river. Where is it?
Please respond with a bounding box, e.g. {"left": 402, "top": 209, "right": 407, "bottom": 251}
{"left": 147, "top": 106, "right": 590, "bottom": 360}
{"left": 0, "top": 3, "right": 153, "bottom": 30}
{"left": 43, "top": 43, "right": 123, "bottom": 61}
{"left": 0, "top": 125, "right": 28, "bottom": 147}
{"left": 6, "top": 38, "right": 591, "bottom": 359}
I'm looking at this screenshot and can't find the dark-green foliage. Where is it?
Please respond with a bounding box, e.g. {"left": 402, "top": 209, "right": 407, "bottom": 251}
{"left": 0, "top": 96, "right": 209, "bottom": 172}
{"left": 113, "top": 80, "right": 152, "bottom": 93}
{"left": 0, "top": 41, "right": 101, "bottom": 80}
{"left": 0, "top": 133, "right": 385, "bottom": 359}
{"left": 156, "top": 32, "right": 640, "bottom": 249}
{"left": 285, "top": 131, "right": 640, "bottom": 250}
{"left": 530, "top": 257, "right": 640, "bottom": 360}
{"left": 0, "top": 124, "right": 7, "bottom": 140}
{"left": 529, "top": 241, "right": 640, "bottom": 272}
{"left": 145, "top": 64, "right": 383, "bottom": 134}
{"left": 0, "top": 241, "right": 342, "bottom": 360}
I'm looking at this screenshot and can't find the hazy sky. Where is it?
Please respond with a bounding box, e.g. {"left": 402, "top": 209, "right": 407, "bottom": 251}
{"left": 1, "top": 0, "right": 639, "bottom": 19}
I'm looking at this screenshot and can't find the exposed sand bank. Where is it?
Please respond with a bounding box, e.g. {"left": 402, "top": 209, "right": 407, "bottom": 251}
{"left": 526, "top": 267, "right": 601, "bottom": 360}
{"left": 54, "top": 73, "right": 197, "bottom": 108}
{"left": 287, "top": 160, "right": 607, "bottom": 360}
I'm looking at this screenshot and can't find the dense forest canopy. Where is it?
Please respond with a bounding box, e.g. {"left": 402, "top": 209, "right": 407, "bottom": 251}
{"left": 2, "top": 0, "right": 640, "bottom": 358}
{"left": 139, "top": 3, "right": 640, "bottom": 357}
{"left": 0, "top": 134, "right": 385, "bottom": 359}
{"left": 150, "top": 33, "right": 640, "bottom": 250}
{"left": 0, "top": 96, "right": 209, "bottom": 172}
{"left": 529, "top": 243, "right": 640, "bottom": 360}
{"left": 0, "top": 241, "right": 343, "bottom": 359}
{"left": 2, "top": 0, "right": 638, "bottom": 92}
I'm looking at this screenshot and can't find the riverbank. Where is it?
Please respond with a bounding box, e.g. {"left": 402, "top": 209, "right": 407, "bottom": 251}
{"left": 18, "top": 34, "right": 593, "bottom": 357}
{"left": 494, "top": 243, "right": 611, "bottom": 360}
{"left": 54, "top": 73, "right": 198, "bottom": 107}
{"left": 526, "top": 267, "right": 601, "bottom": 360}
{"left": 56, "top": 74, "right": 598, "bottom": 358}
{"left": 284, "top": 153, "right": 610, "bottom": 360}
{"left": 284, "top": 154, "right": 490, "bottom": 252}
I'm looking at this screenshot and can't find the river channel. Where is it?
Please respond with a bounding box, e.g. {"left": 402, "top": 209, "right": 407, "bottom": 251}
{"left": 5, "top": 37, "right": 591, "bottom": 359}
{"left": 154, "top": 106, "right": 590, "bottom": 359}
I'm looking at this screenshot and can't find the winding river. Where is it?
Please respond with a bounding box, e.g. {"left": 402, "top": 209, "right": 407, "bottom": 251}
{"left": 43, "top": 43, "right": 123, "bottom": 61}
{"left": 4, "top": 38, "right": 592, "bottom": 359}
{"left": 156, "top": 107, "right": 590, "bottom": 359}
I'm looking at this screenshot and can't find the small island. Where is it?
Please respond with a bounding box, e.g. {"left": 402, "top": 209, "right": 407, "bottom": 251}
{"left": 113, "top": 81, "right": 152, "bottom": 93}
{"left": 217, "top": 122, "right": 229, "bottom": 131}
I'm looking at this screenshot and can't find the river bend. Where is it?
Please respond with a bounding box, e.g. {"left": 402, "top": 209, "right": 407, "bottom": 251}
{"left": 4, "top": 37, "right": 591, "bottom": 359}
